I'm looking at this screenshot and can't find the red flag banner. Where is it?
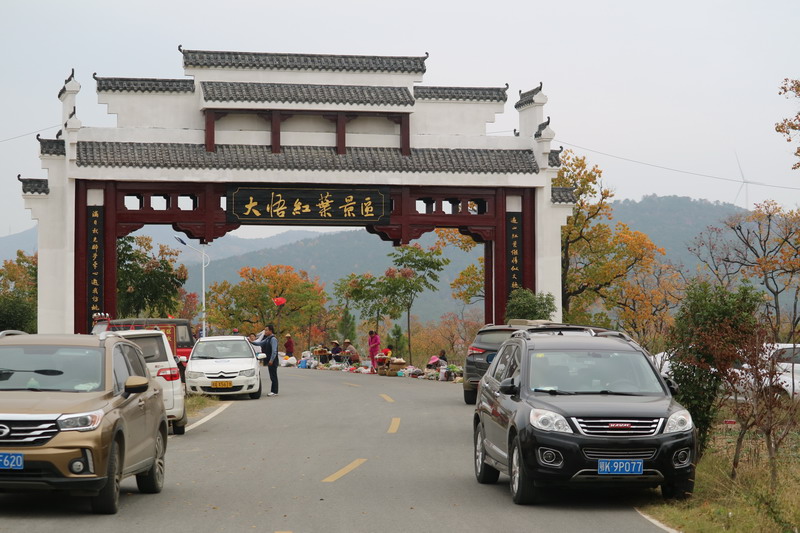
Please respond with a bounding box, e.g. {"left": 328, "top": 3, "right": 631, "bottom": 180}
{"left": 272, "top": 297, "right": 287, "bottom": 306}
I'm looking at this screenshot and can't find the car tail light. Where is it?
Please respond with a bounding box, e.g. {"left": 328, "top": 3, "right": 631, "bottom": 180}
{"left": 157, "top": 367, "right": 181, "bottom": 381}
{"left": 468, "top": 346, "right": 486, "bottom": 356}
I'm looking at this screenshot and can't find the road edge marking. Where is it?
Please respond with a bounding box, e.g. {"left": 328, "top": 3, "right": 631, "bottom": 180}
{"left": 388, "top": 417, "right": 401, "bottom": 433}
{"left": 321, "top": 458, "right": 367, "bottom": 482}
{"left": 634, "top": 507, "right": 680, "bottom": 533}
{"left": 185, "top": 401, "right": 233, "bottom": 433}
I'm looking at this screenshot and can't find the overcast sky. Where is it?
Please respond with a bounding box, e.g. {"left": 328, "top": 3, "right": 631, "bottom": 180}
{"left": 2, "top": 0, "right": 798, "bottom": 239}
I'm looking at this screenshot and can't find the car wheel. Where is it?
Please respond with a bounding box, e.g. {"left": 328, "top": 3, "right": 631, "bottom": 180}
{"left": 172, "top": 409, "right": 187, "bottom": 435}
{"left": 474, "top": 422, "right": 499, "bottom": 484}
{"left": 510, "top": 437, "right": 540, "bottom": 504}
{"left": 464, "top": 388, "right": 477, "bottom": 405}
{"left": 661, "top": 475, "right": 695, "bottom": 500}
{"left": 249, "top": 379, "right": 262, "bottom": 399}
{"left": 136, "top": 430, "right": 166, "bottom": 494}
{"left": 91, "top": 440, "right": 121, "bottom": 514}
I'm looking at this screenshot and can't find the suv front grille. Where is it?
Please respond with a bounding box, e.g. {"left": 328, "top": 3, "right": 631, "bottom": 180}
{"left": 0, "top": 419, "right": 60, "bottom": 447}
{"left": 573, "top": 417, "right": 663, "bottom": 437}
{"left": 583, "top": 447, "right": 657, "bottom": 460}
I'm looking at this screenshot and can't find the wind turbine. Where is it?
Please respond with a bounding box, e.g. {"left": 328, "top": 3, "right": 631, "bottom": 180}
{"left": 733, "top": 151, "right": 750, "bottom": 210}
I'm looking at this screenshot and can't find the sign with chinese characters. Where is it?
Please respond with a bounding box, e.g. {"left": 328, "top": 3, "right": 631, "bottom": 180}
{"left": 227, "top": 186, "right": 390, "bottom": 226}
{"left": 506, "top": 213, "right": 523, "bottom": 295}
{"left": 87, "top": 207, "right": 104, "bottom": 331}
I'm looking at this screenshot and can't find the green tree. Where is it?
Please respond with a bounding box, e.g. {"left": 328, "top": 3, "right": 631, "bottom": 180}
{"left": 333, "top": 273, "right": 400, "bottom": 332}
{"left": 390, "top": 323, "right": 408, "bottom": 358}
{"left": 667, "top": 280, "right": 762, "bottom": 459}
{"left": 384, "top": 244, "right": 450, "bottom": 366}
{"left": 0, "top": 251, "right": 38, "bottom": 332}
{"left": 337, "top": 307, "right": 357, "bottom": 345}
{"left": 504, "top": 289, "right": 557, "bottom": 322}
{"left": 116, "top": 236, "right": 187, "bottom": 318}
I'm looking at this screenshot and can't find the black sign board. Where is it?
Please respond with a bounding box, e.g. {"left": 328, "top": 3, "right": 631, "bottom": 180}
{"left": 87, "top": 207, "right": 104, "bottom": 331}
{"left": 506, "top": 212, "right": 523, "bottom": 295}
{"left": 227, "top": 185, "right": 390, "bottom": 226}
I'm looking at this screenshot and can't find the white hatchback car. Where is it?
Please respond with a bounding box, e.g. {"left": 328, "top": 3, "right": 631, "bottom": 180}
{"left": 185, "top": 336, "right": 264, "bottom": 399}
{"left": 115, "top": 329, "right": 188, "bottom": 434}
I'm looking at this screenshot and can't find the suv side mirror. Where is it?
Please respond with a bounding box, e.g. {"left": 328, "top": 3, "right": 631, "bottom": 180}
{"left": 124, "top": 375, "right": 149, "bottom": 394}
{"left": 664, "top": 376, "right": 679, "bottom": 395}
{"left": 178, "top": 356, "right": 187, "bottom": 363}
{"left": 499, "top": 377, "right": 518, "bottom": 396}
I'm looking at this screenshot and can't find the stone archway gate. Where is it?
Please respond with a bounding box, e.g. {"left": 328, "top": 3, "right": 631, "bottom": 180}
{"left": 22, "top": 48, "right": 574, "bottom": 334}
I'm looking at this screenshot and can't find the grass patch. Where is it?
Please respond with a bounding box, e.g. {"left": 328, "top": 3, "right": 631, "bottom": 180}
{"left": 641, "top": 420, "right": 800, "bottom": 532}
{"left": 185, "top": 393, "right": 219, "bottom": 418}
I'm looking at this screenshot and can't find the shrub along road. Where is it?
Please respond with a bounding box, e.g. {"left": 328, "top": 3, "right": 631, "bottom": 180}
{"left": 0, "top": 367, "right": 670, "bottom": 532}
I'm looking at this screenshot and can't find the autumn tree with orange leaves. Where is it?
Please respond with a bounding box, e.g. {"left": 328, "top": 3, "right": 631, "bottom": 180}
{"left": 206, "top": 265, "right": 326, "bottom": 342}
{"left": 554, "top": 149, "right": 664, "bottom": 327}
{"left": 0, "top": 250, "right": 37, "bottom": 332}
{"left": 776, "top": 78, "right": 800, "bottom": 170}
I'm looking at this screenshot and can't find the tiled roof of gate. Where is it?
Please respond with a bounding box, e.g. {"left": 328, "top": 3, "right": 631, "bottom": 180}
{"left": 551, "top": 187, "right": 577, "bottom": 204}
{"left": 414, "top": 86, "right": 508, "bottom": 102}
{"left": 38, "top": 138, "right": 65, "bottom": 156}
{"left": 95, "top": 77, "right": 195, "bottom": 93}
{"left": 201, "top": 82, "right": 414, "bottom": 106}
{"left": 182, "top": 49, "right": 428, "bottom": 74}
{"left": 18, "top": 177, "right": 49, "bottom": 195}
{"left": 515, "top": 83, "right": 543, "bottom": 110}
{"left": 75, "top": 142, "right": 539, "bottom": 174}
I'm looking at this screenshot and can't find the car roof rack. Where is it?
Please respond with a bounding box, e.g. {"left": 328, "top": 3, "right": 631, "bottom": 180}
{"left": 0, "top": 330, "right": 29, "bottom": 338}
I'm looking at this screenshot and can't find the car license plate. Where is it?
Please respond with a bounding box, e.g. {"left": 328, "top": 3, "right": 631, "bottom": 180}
{"left": 211, "top": 381, "right": 233, "bottom": 388}
{"left": 0, "top": 453, "right": 23, "bottom": 470}
{"left": 597, "top": 459, "right": 643, "bottom": 475}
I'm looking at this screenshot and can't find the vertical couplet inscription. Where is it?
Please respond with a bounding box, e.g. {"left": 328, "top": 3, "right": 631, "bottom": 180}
{"left": 506, "top": 213, "right": 523, "bottom": 296}
{"left": 87, "top": 207, "right": 104, "bottom": 332}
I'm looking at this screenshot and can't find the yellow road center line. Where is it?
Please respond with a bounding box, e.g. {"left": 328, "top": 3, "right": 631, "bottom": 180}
{"left": 322, "top": 459, "right": 367, "bottom": 482}
{"left": 345, "top": 382, "right": 360, "bottom": 387}
{"left": 388, "top": 417, "right": 401, "bottom": 434}
{"left": 380, "top": 393, "right": 394, "bottom": 403}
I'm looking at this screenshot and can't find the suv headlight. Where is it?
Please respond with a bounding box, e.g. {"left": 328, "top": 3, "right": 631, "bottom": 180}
{"left": 57, "top": 409, "right": 104, "bottom": 432}
{"left": 664, "top": 409, "right": 694, "bottom": 433}
{"left": 185, "top": 371, "right": 204, "bottom": 379}
{"left": 529, "top": 408, "right": 573, "bottom": 433}
{"left": 239, "top": 368, "right": 256, "bottom": 377}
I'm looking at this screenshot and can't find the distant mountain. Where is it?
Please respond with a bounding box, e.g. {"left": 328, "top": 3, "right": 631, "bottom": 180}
{"left": 0, "top": 226, "right": 36, "bottom": 262}
{"left": 611, "top": 195, "right": 746, "bottom": 270}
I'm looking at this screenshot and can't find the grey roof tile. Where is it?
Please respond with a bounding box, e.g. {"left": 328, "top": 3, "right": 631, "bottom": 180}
{"left": 182, "top": 48, "right": 427, "bottom": 74}
{"left": 75, "top": 142, "right": 538, "bottom": 174}
{"left": 37, "top": 137, "right": 65, "bottom": 156}
{"left": 414, "top": 86, "right": 508, "bottom": 102}
{"left": 95, "top": 76, "right": 195, "bottom": 93}
{"left": 18, "top": 177, "right": 49, "bottom": 195}
{"left": 202, "top": 82, "right": 413, "bottom": 106}
{"left": 551, "top": 187, "right": 576, "bottom": 204}
{"left": 515, "top": 82, "right": 543, "bottom": 110}
{"left": 549, "top": 146, "right": 563, "bottom": 167}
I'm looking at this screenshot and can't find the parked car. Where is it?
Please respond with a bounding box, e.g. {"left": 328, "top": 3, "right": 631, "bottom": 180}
{"left": 473, "top": 326, "right": 696, "bottom": 504}
{"left": 463, "top": 320, "right": 602, "bottom": 405}
{"left": 0, "top": 330, "right": 168, "bottom": 514}
{"left": 731, "top": 343, "right": 800, "bottom": 401}
{"left": 94, "top": 317, "right": 196, "bottom": 363}
{"left": 184, "top": 336, "right": 264, "bottom": 399}
{"left": 114, "top": 330, "right": 187, "bottom": 435}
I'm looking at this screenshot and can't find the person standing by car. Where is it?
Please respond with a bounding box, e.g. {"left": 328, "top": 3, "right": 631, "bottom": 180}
{"left": 368, "top": 330, "right": 381, "bottom": 374}
{"left": 284, "top": 333, "right": 295, "bottom": 359}
{"left": 252, "top": 325, "right": 279, "bottom": 396}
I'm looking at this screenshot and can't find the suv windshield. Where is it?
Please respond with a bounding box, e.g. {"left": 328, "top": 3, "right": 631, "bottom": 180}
{"left": 192, "top": 341, "right": 253, "bottom": 359}
{"left": 528, "top": 349, "right": 664, "bottom": 395}
{"left": 0, "top": 346, "right": 104, "bottom": 392}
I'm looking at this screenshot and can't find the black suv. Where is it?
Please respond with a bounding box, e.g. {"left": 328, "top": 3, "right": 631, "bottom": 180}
{"left": 463, "top": 321, "right": 598, "bottom": 405}
{"left": 473, "top": 325, "right": 695, "bottom": 504}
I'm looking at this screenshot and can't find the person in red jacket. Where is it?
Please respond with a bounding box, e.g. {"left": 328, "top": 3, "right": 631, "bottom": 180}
{"left": 284, "top": 333, "right": 295, "bottom": 359}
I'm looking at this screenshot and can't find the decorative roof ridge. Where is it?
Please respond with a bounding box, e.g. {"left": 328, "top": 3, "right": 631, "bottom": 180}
{"left": 534, "top": 116, "right": 551, "bottom": 139}
{"left": 414, "top": 84, "right": 508, "bottom": 102}
{"left": 17, "top": 175, "right": 50, "bottom": 195}
{"left": 551, "top": 186, "right": 576, "bottom": 204}
{"left": 94, "top": 74, "right": 195, "bottom": 93}
{"left": 515, "top": 82, "right": 543, "bottom": 110}
{"left": 179, "top": 46, "right": 428, "bottom": 74}
{"left": 200, "top": 81, "right": 414, "bottom": 106}
{"left": 57, "top": 68, "right": 76, "bottom": 99}
{"left": 37, "top": 136, "right": 66, "bottom": 156}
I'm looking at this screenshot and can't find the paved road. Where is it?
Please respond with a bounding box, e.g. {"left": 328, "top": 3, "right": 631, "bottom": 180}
{"left": 0, "top": 367, "right": 668, "bottom": 532}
